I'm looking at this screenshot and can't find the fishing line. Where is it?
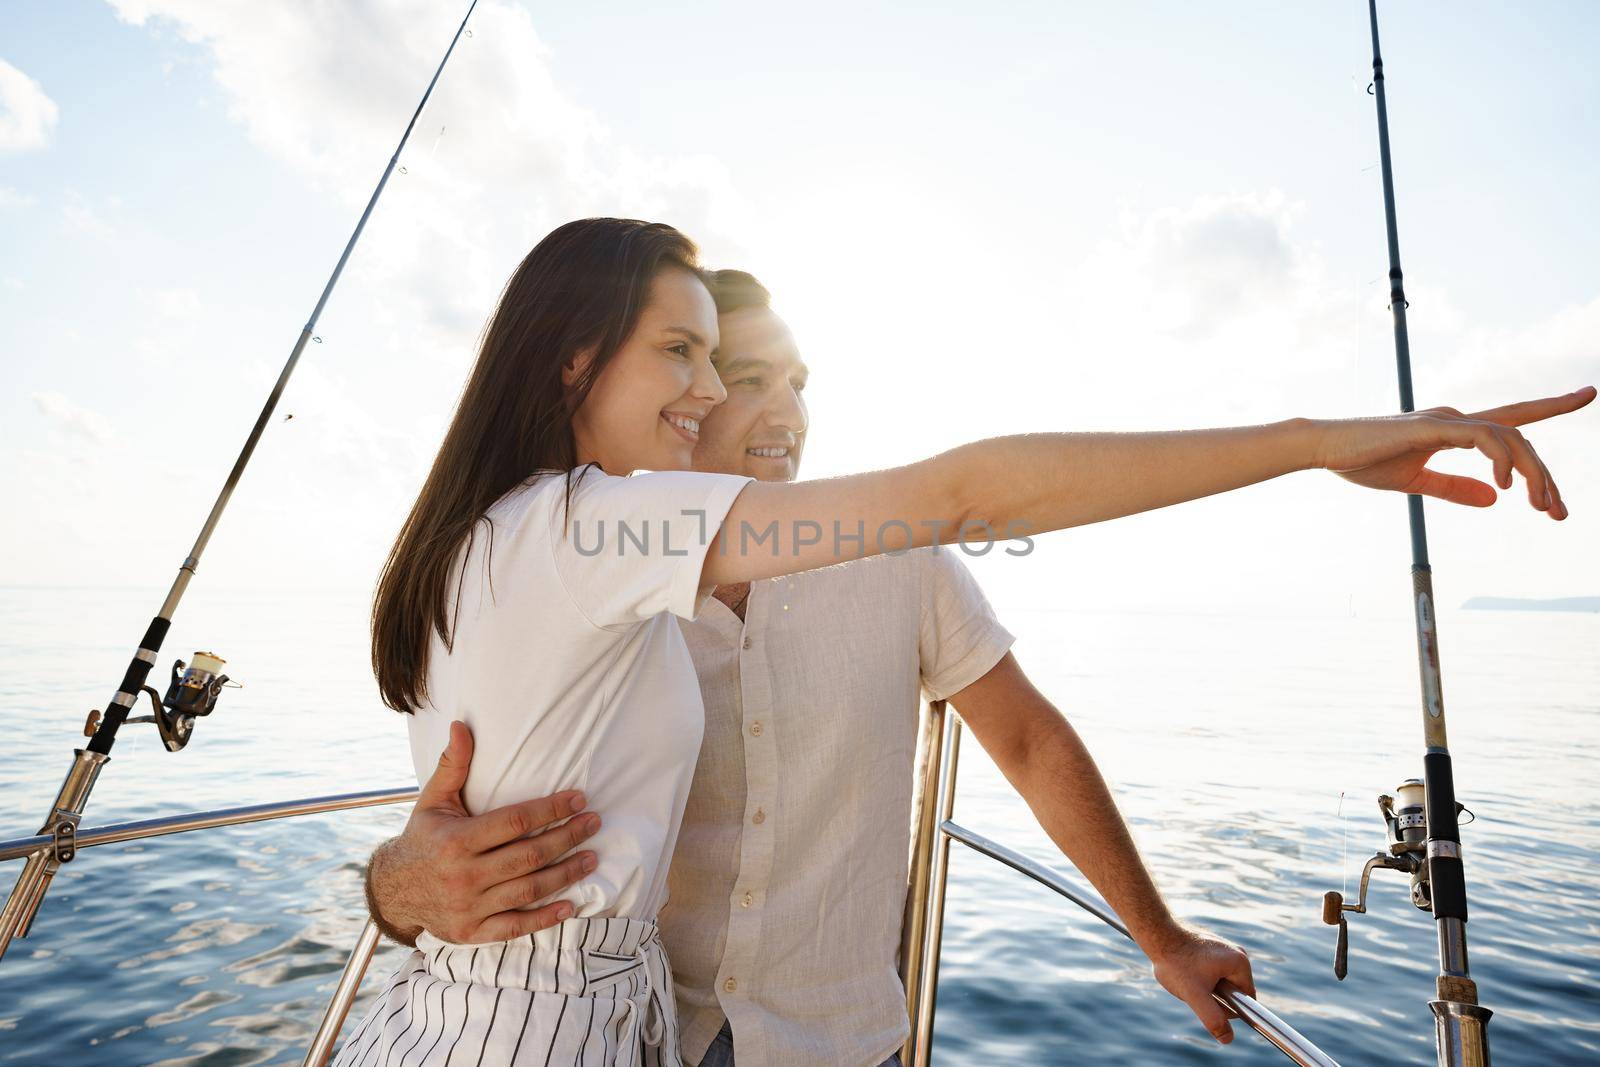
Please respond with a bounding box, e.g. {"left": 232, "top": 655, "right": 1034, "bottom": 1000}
{"left": 1338, "top": 791, "right": 1348, "bottom": 899}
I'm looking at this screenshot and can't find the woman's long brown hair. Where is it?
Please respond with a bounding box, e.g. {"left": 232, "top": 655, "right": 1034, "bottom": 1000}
{"left": 371, "top": 218, "right": 702, "bottom": 713}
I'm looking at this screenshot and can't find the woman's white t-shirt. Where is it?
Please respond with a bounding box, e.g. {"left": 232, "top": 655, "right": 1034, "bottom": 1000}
{"left": 405, "top": 466, "right": 752, "bottom": 921}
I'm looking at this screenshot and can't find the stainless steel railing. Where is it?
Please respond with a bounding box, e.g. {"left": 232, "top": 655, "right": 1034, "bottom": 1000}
{"left": 0, "top": 786, "right": 416, "bottom": 1067}
{"left": 898, "top": 700, "right": 1343, "bottom": 1067}
{"left": 0, "top": 787, "right": 418, "bottom": 863}
{"left": 1, "top": 709, "right": 1342, "bottom": 1066}
{"left": 303, "top": 918, "right": 384, "bottom": 1067}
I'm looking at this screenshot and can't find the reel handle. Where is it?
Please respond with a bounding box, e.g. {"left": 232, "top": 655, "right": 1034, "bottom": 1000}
{"left": 1323, "top": 890, "right": 1350, "bottom": 981}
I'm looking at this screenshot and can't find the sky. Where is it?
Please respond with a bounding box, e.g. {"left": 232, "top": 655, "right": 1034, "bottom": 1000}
{"left": 1, "top": 0, "right": 1596, "bottom": 621}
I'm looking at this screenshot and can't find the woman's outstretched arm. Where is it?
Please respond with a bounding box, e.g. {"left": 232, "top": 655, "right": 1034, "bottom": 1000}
{"left": 701, "top": 387, "right": 1594, "bottom": 586}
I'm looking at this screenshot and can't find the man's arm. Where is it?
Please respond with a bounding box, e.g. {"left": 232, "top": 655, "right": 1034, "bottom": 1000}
{"left": 948, "top": 653, "right": 1256, "bottom": 1044}
{"left": 366, "top": 721, "right": 602, "bottom": 945}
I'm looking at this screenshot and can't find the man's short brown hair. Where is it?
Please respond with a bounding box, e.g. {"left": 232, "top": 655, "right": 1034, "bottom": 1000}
{"left": 702, "top": 268, "right": 771, "bottom": 315}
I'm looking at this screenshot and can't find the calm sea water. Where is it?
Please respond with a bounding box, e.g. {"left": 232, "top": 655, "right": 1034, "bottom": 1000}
{"left": 0, "top": 585, "right": 1595, "bottom": 1065}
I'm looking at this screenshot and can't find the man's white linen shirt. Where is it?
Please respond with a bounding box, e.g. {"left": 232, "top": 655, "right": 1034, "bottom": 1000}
{"left": 661, "top": 548, "right": 1015, "bottom": 1067}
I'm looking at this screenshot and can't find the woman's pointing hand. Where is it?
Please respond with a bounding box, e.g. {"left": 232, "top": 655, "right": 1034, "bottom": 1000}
{"left": 1315, "top": 385, "right": 1595, "bottom": 518}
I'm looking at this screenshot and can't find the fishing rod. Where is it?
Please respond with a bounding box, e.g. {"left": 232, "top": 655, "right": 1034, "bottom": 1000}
{"left": 0, "top": 0, "right": 480, "bottom": 963}
{"left": 1319, "top": 3, "right": 1492, "bottom": 1064}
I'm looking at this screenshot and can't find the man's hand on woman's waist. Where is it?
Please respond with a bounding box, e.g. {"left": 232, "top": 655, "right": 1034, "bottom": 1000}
{"left": 366, "top": 720, "right": 601, "bottom": 946}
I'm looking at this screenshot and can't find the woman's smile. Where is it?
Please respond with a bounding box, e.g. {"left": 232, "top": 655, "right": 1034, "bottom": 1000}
{"left": 661, "top": 411, "right": 702, "bottom": 443}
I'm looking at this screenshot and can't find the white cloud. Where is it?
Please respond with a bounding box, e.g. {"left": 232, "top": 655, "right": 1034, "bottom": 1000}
{"left": 1423, "top": 291, "right": 1600, "bottom": 402}
{"left": 104, "top": 0, "right": 748, "bottom": 340}
{"left": 0, "top": 59, "right": 59, "bottom": 152}
{"left": 0, "top": 185, "right": 36, "bottom": 209}
{"left": 61, "top": 190, "right": 115, "bottom": 237}
{"left": 1103, "top": 190, "right": 1303, "bottom": 340}
{"left": 1050, "top": 189, "right": 1598, "bottom": 433}
{"left": 158, "top": 287, "right": 202, "bottom": 320}
{"left": 31, "top": 391, "right": 116, "bottom": 445}
{"left": 1050, "top": 190, "right": 1362, "bottom": 424}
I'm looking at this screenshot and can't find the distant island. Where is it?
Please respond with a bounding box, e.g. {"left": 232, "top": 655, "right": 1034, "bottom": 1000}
{"left": 1462, "top": 596, "right": 1600, "bottom": 613}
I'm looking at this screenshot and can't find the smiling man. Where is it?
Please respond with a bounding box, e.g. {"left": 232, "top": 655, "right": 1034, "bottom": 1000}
{"left": 359, "top": 269, "right": 1253, "bottom": 1067}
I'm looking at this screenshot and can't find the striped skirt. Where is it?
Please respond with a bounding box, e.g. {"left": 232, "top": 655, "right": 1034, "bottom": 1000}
{"left": 332, "top": 916, "right": 681, "bottom": 1067}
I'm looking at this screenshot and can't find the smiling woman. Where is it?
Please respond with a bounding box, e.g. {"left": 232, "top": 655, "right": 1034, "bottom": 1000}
{"left": 356, "top": 217, "right": 757, "bottom": 1066}
{"left": 371, "top": 218, "right": 716, "bottom": 716}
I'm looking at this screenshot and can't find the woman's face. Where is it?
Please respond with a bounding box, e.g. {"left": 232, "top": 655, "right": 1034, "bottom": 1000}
{"left": 570, "top": 266, "right": 726, "bottom": 475}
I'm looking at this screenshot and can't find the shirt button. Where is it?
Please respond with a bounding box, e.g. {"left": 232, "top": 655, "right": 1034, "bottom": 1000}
{"left": 724, "top": 977, "right": 738, "bottom": 993}
{"left": 741, "top": 891, "right": 754, "bottom": 908}
{"left": 742, "top": 635, "right": 752, "bottom": 650}
{"left": 752, "top": 808, "right": 765, "bottom": 825}
{"left": 749, "top": 721, "right": 763, "bottom": 737}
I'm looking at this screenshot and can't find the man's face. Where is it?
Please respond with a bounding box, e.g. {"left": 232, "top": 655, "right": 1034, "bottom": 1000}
{"left": 692, "top": 305, "right": 809, "bottom": 482}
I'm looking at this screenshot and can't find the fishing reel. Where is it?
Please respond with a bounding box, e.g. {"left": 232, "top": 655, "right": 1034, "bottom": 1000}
{"left": 1320, "top": 779, "right": 1470, "bottom": 980}
{"left": 82, "top": 651, "right": 236, "bottom": 752}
